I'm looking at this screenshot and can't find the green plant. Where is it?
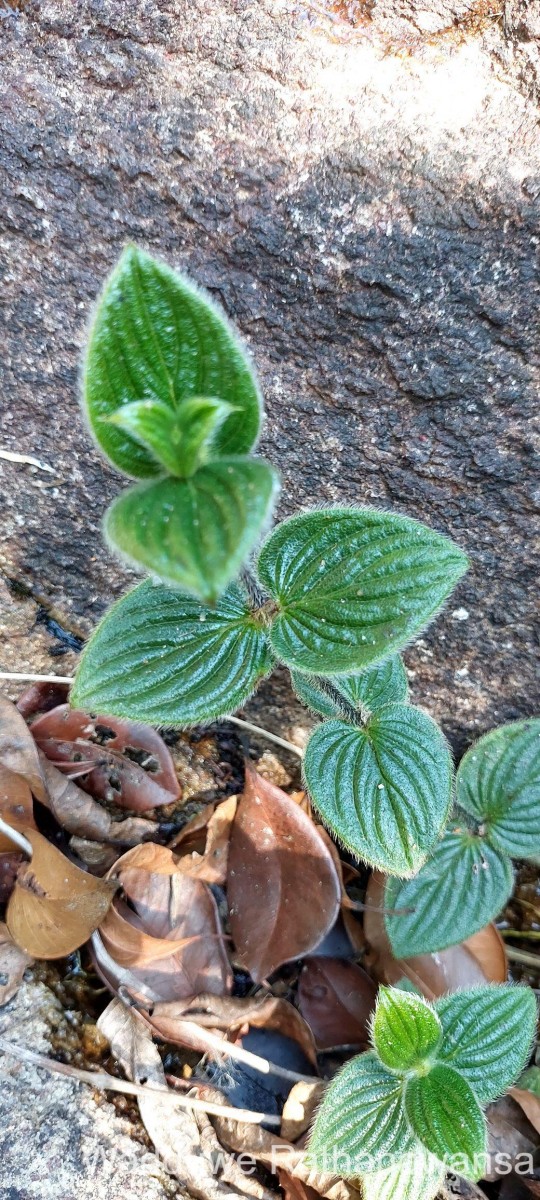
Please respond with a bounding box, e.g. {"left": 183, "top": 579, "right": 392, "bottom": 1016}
{"left": 308, "top": 983, "right": 536, "bottom": 1199}
{"left": 71, "top": 247, "right": 540, "bottom": 1191}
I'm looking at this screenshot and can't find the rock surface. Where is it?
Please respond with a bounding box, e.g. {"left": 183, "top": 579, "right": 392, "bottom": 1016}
{"left": 0, "top": 980, "right": 180, "bottom": 1200}
{"left": 0, "top": 0, "right": 539, "bottom": 759}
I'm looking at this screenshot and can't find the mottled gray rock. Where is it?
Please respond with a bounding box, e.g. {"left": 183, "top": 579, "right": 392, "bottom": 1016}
{"left": 0, "top": 980, "right": 180, "bottom": 1200}
{"left": 0, "top": 0, "right": 539, "bottom": 759}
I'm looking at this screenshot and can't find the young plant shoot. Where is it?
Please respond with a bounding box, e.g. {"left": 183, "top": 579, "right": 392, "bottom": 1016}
{"left": 71, "top": 247, "right": 540, "bottom": 1197}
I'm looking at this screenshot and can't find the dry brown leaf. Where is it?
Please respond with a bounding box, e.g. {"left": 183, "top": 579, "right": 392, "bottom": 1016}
{"left": 37, "top": 737, "right": 177, "bottom": 812}
{"left": 510, "top": 1087, "right": 540, "bottom": 1136}
{"left": 0, "top": 921, "right": 32, "bottom": 1005}
{"left": 278, "top": 1169, "right": 325, "bottom": 1200}
{"left": 0, "top": 697, "right": 46, "bottom": 803}
{"left": 17, "top": 680, "right": 69, "bottom": 718}
{"left": 6, "top": 829, "right": 116, "bottom": 958}
{"left": 173, "top": 795, "right": 238, "bottom": 885}
{"left": 280, "top": 1081, "right": 325, "bottom": 1142}
{"left": 170, "top": 804, "right": 217, "bottom": 855}
{"left": 297, "top": 957, "right": 376, "bottom": 1050}
{"left": 0, "top": 853, "right": 23, "bottom": 904}
{"left": 0, "top": 764, "right": 36, "bottom": 852}
{"left": 364, "top": 871, "right": 507, "bottom": 998}
{"left": 485, "top": 1095, "right": 538, "bottom": 1180}
{"left": 228, "top": 765, "right": 341, "bottom": 981}
{"left": 98, "top": 844, "right": 231, "bottom": 1002}
{"left": 144, "top": 993, "right": 318, "bottom": 1067}
{"left": 39, "top": 754, "right": 157, "bottom": 845}
{"left": 214, "top": 1112, "right": 358, "bottom": 1200}
{"left": 31, "top": 704, "right": 180, "bottom": 796}
{"left": 98, "top": 999, "right": 273, "bottom": 1200}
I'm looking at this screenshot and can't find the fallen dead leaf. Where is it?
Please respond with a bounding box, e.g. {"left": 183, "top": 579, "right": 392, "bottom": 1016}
{"left": 37, "top": 737, "right": 178, "bottom": 811}
{"left": 142, "top": 993, "right": 318, "bottom": 1068}
{"left": 485, "top": 1095, "right": 538, "bottom": 1180}
{"left": 31, "top": 705, "right": 180, "bottom": 796}
{"left": 280, "top": 1081, "right": 325, "bottom": 1142}
{"left": 98, "top": 998, "right": 274, "bottom": 1200}
{"left": 0, "top": 853, "right": 23, "bottom": 904}
{"left": 173, "top": 795, "right": 238, "bottom": 885}
{"left": 39, "top": 753, "right": 157, "bottom": 845}
{"left": 6, "top": 829, "right": 117, "bottom": 958}
{"left": 0, "top": 921, "right": 32, "bottom": 1005}
{"left": 509, "top": 1087, "right": 540, "bottom": 1136}
{"left": 364, "top": 872, "right": 507, "bottom": 998}
{"left": 228, "top": 766, "right": 341, "bottom": 981}
{"left": 98, "top": 843, "right": 231, "bottom": 1001}
{"left": 0, "top": 764, "right": 36, "bottom": 852}
{"left": 16, "top": 680, "right": 69, "bottom": 718}
{"left": 278, "top": 1169, "right": 325, "bottom": 1200}
{"left": 0, "top": 697, "right": 46, "bottom": 803}
{"left": 297, "top": 957, "right": 376, "bottom": 1050}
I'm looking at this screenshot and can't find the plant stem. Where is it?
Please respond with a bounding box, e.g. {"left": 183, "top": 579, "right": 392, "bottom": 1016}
{"left": 505, "top": 947, "right": 540, "bottom": 970}
{"left": 163, "top": 1017, "right": 317, "bottom": 1084}
{"left": 311, "top": 676, "right": 365, "bottom": 725}
{"left": 0, "top": 1037, "right": 281, "bottom": 1126}
{"left": 0, "top": 817, "right": 32, "bottom": 857}
{"left": 239, "top": 566, "right": 268, "bottom": 610}
{"left": 226, "top": 715, "right": 304, "bottom": 759}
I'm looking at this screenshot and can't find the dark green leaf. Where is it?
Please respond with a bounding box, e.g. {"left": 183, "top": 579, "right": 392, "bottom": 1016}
{"left": 256, "top": 509, "right": 468, "bottom": 674}
{"left": 84, "top": 246, "right": 261, "bottom": 477}
{"left": 456, "top": 720, "right": 540, "bottom": 858}
{"left": 361, "top": 1146, "right": 445, "bottom": 1200}
{"left": 307, "top": 1051, "right": 413, "bottom": 1176}
{"left": 384, "top": 824, "right": 514, "bottom": 957}
{"left": 303, "top": 705, "right": 452, "bottom": 876}
{"left": 106, "top": 396, "right": 235, "bottom": 478}
{"left": 70, "top": 580, "right": 273, "bottom": 726}
{"left": 104, "top": 459, "right": 279, "bottom": 604}
{"left": 517, "top": 1066, "right": 540, "bottom": 1096}
{"left": 404, "top": 1063, "right": 486, "bottom": 1179}
{"left": 372, "top": 986, "right": 442, "bottom": 1072}
{"left": 435, "top": 985, "right": 537, "bottom": 1103}
{"left": 290, "top": 656, "right": 408, "bottom": 720}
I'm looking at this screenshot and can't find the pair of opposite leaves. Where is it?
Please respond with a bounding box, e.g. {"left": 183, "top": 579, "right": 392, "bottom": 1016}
{"left": 308, "top": 983, "right": 537, "bottom": 1200}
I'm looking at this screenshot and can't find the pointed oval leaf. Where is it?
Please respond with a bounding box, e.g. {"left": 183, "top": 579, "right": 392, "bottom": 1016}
{"left": 456, "top": 720, "right": 540, "bottom": 858}
{"left": 291, "top": 656, "right": 409, "bottom": 720}
{"left": 257, "top": 509, "right": 468, "bottom": 674}
{"left": 404, "top": 1063, "right": 486, "bottom": 1179}
{"left": 361, "top": 1145, "right": 445, "bottom": 1200}
{"left": 106, "top": 396, "right": 235, "bottom": 479}
{"left": 105, "top": 459, "right": 279, "bottom": 605}
{"left": 435, "top": 984, "right": 537, "bottom": 1104}
{"left": 71, "top": 580, "right": 273, "bottom": 726}
{"left": 227, "top": 766, "right": 341, "bottom": 981}
{"left": 303, "top": 705, "right": 453, "bottom": 876}
{"left": 384, "top": 825, "right": 514, "bottom": 957}
{"left": 84, "top": 246, "right": 262, "bottom": 477}
{"left": 372, "top": 986, "right": 442, "bottom": 1073}
{"left": 307, "top": 1051, "right": 413, "bottom": 1176}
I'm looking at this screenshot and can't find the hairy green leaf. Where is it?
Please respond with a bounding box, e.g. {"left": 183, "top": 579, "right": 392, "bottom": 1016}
{"left": 404, "top": 1064, "right": 486, "bottom": 1179}
{"left": 307, "top": 1052, "right": 413, "bottom": 1176}
{"left": 457, "top": 720, "right": 540, "bottom": 858}
{"left": 256, "top": 508, "right": 468, "bottom": 674}
{"left": 290, "top": 656, "right": 408, "bottom": 720}
{"left": 104, "top": 460, "right": 279, "bottom": 604}
{"left": 84, "top": 246, "right": 261, "bottom": 477}
{"left": 70, "top": 580, "right": 272, "bottom": 725}
{"left": 384, "top": 824, "right": 514, "bottom": 957}
{"left": 435, "top": 985, "right": 537, "bottom": 1103}
{"left": 106, "top": 396, "right": 235, "bottom": 478}
{"left": 303, "top": 705, "right": 452, "bottom": 876}
{"left": 361, "top": 1146, "right": 445, "bottom": 1200}
{"left": 372, "top": 987, "right": 442, "bottom": 1073}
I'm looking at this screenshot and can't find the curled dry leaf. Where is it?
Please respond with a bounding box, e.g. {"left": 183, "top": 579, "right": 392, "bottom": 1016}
{"left": 172, "top": 795, "right": 238, "bottom": 885}
{"left": 98, "top": 999, "right": 273, "bottom": 1200}
{"left": 214, "top": 1109, "right": 359, "bottom": 1200}
{"left": 228, "top": 765, "right": 341, "bottom": 981}
{"left": 142, "top": 992, "right": 318, "bottom": 1067}
{"left": 6, "top": 829, "right": 117, "bottom": 958}
{"left": 37, "top": 738, "right": 177, "bottom": 812}
{"left": 16, "top": 680, "right": 70, "bottom": 719}
{"left": 485, "top": 1095, "right": 538, "bottom": 1180}
{"left": 364, "top": 871, "right": 507, "bottom": 998}
{"left": 31, "top": 704, "right": 180, "bottom": 796}
{"left": 39, "top": 754, "right": 157, "bottom": 846}
{"left": 98, "top": 843, "right": 231, "bottom": 1002}
{"left": 0, "top": 764, "right": 36, "bottom": 852}
{"left": 280, "top": 1081, "right": 325, "bottom": 1142}
{"left": 0, "top": 697, "right": 46, "bottom": 803}
{"left": 0, "top": 921, "right": 32, "bottom": 1006}
{"left": 509, "top": 1088, "right": 540, "bottom": 1137}
{"left": 297, "top": 957, "right": 376, "bottom": 1051}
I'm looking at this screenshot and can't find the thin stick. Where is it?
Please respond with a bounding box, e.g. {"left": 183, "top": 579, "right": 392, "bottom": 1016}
{"left": 0, "top": 672, "right": 74, "bottom": 684}
{"left": 226, "top": 716, "right": 303, "bottom": 759}
{"left": 0, "top": 817, "right": 32, "bottom": 857}
{"left": 0, "top": 449, "right": 55, "bottom": 473}
{"left": 505, "top": 947, "right": 540, "bottom": 969}
{"left": 168, "top": 1018, "right": 317, "bottom": 1084}
{"left": 0, "top": 1037, "right": 281, "bottom": 1126}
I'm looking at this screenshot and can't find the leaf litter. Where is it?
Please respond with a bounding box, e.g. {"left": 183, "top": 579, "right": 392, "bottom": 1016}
{"left": 0, "top": 691, "right": 538, "bottom": 1200}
